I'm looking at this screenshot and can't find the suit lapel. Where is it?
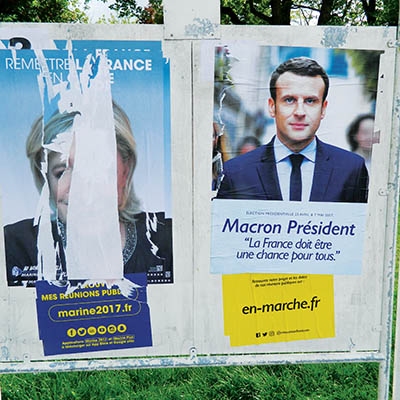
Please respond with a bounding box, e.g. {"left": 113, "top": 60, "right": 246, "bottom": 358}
{"left": 256, "top": 137, "right": 283, "bottom": 200}
{"left": 310, "top": 138, "right": 333, "bottom": 201}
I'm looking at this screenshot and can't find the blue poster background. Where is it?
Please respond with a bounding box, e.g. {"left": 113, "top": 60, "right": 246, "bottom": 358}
{"left": 0, "top": 40, "right": 171, "bottom": 226}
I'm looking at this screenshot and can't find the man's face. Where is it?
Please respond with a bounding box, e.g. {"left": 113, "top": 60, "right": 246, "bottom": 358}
{"left": 268, "top": 71, "right": 328, "bottom": 152}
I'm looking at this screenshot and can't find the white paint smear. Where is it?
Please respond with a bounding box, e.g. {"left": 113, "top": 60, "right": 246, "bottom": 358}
{"left": 36, "top": 46, "right": 123, "bottom": 281}
{"left": 66, "top": 52, "right": 122, "bottom": 280}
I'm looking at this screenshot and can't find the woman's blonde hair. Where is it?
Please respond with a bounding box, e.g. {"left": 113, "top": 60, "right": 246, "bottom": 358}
{"left": 26, "top": 101, "right": 142, "bottom": 222}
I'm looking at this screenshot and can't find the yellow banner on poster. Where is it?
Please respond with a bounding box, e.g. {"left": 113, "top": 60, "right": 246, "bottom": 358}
{"left": 223, "top": 273, "right": 335, "bottom": 346}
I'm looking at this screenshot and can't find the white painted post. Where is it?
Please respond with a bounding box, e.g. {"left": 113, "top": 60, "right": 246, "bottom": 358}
{"left": 390, "top": 24, "right": 400, "bottom": 400}
{"left": 163, "top": 0, "right": 220, "bottom": 39}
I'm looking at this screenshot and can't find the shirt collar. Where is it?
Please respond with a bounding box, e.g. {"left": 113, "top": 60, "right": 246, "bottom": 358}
{"left": 274, "top": 136, "right": 317, "bottom": 163}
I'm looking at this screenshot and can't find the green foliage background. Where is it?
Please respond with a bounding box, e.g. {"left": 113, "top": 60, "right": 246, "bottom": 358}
{"left": 0, "top": 0, "right": 398, "bottom": 25}
{"left": 0, "top": 0, "right": 87, "bottom": 22}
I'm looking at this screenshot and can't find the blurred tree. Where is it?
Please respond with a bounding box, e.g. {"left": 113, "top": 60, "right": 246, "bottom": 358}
{"left": 100, "top": 0, "right": 163, "bottom": 23}
{"left": 2, "top": 0, "right": 396, "bottom": 26}
{"left": 101, "top": 0, "right": 397, "bottom": 26}
{"left": 345, "top": 49, "right": 383, "bottom": 101}
{"left": 220, "top": 0, "right": 398, "bottom": 25}
{"left": 0, "top": 0, "right": 88, "bottom": 22}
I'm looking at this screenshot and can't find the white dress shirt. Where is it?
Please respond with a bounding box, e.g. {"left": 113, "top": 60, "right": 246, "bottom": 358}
{"left": 274, "top": 136, "right": 316, "bottom": 201}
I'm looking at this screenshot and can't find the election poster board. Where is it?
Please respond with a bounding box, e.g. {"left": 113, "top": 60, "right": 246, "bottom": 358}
{"left": 193, "top": 26, "right": 398, "bottom": 358}
{"left": 0, "top": 23, "right": 398, "bottom": 379}
{"left": 0, "top": 24, "right": 195, "bottom": 362}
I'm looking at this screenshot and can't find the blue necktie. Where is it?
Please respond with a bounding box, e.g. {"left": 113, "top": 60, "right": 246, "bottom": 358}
{"left": 289, "top": 154, "right": 304, "bottom": 201}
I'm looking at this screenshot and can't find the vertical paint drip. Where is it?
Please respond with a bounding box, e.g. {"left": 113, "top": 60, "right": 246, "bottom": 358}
{"left": 35, "top": 166, "right": 58, "bottom": 281}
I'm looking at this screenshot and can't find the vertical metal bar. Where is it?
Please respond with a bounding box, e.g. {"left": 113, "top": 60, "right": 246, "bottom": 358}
{"left": 379, "top": 30, "right": 400, "bottom": 400}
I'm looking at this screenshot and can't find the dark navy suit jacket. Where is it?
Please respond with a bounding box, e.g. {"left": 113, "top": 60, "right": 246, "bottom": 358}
{"left": 217, "top": 136, "right": 369, "bottom": 203}
{"left": 4, "top": 212, "right": 173, "bottom": 286}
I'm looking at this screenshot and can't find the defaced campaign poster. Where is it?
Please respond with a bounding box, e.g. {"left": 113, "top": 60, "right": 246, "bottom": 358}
{"left": 0, "top": 37, "right": 172, "bottom": 355}
{"left": 210, "top": 44, "right": 380, "bottom": 346}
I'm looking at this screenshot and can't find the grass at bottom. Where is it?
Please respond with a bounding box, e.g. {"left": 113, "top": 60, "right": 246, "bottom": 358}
{"left": 0, "top": 362, "right": 379, "bottom": 400}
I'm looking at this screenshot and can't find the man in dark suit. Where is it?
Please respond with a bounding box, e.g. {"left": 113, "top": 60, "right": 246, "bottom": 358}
{"left": 217, "top": 57, "right": 369, "bottom": 203}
